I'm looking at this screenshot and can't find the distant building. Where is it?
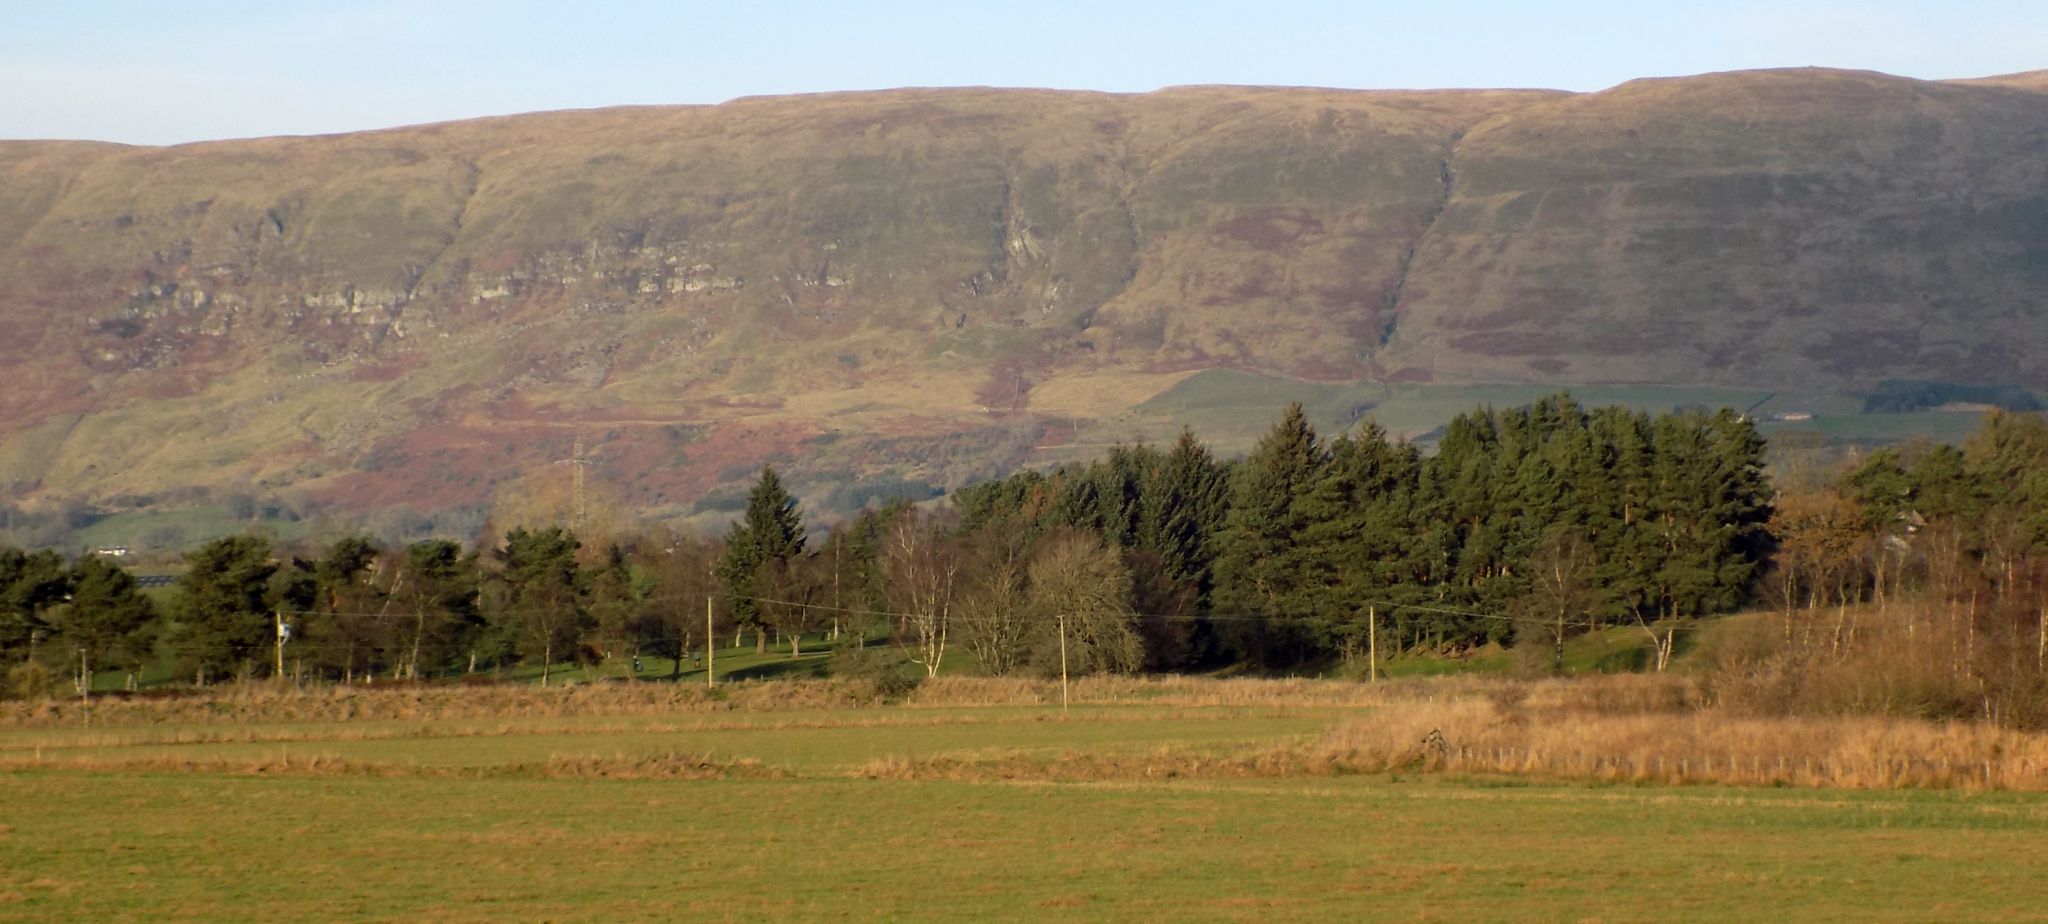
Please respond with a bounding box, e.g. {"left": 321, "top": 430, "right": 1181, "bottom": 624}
{"left": 93, "top": 546, "right": 130, "bottom": 558}
{"left": 1772, "top": 411, "right": 1814, "bottom": 422}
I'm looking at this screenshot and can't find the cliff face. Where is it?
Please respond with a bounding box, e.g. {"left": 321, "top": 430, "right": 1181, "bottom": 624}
{"left": 3, "top": 70, "right": 2047, "bottom": 519}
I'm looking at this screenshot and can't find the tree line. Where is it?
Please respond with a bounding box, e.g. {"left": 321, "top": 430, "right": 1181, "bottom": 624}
{"left": 3, "top": 393, "right": 1800, "bottom": 694}
{"left": 1750, "top": 411, "right": 2048, "bottom": 725}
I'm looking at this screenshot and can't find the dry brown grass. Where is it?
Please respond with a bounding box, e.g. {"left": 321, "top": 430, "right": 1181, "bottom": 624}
{"left": 870, "top": 674, "right": 2048, "bottom": 792}
{"left": 1311, "top": 698, "right": 2048, "bottom": 790}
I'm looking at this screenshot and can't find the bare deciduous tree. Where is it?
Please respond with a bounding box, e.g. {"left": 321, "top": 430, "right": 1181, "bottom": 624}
{"left": 882, "top": 509, "right": 962, "bottom": 678}
{"left": 755, "top": 554, "right": 826, "bottom": 658}
{"left": 1513, "top": 531, "right": 1601, "bottom": 675}
{"left": 1026, "top": 528, "right": 1142, "bottom": 676}
{"left": 955, "top": 518, "right": 1035, "bottom": 676}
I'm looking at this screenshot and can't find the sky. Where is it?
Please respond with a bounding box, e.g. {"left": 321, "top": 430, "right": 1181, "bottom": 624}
{"left": 3, "top": 1, "right": 2044, "bottom": 146}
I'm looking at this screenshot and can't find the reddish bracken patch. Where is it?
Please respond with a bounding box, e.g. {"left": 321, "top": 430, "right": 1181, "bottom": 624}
{"left": 1212, "top": 208, "right": 1325, "bottom": 252}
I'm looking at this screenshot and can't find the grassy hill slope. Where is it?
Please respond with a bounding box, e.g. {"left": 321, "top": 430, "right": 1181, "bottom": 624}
{"left": 3, "top": 70, "right": 2045, "bottom": 534}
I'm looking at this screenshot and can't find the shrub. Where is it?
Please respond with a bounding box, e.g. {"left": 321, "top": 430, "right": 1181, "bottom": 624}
{"left": 5, "top": 662, "right": 65, "bottom": 701}
{"left": 827, "top": 646, "right": 921, "bottom": 701}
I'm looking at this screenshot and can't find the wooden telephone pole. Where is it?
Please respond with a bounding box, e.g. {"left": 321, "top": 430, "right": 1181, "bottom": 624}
{"left": 1368, "top": 605, "right": 1378, "bottom": 683}
{"left": 1057, "top": 613, "right": 1070, "bottom": 717}
{"left": 705, "top": 595, "right": 716, "bottom": 687}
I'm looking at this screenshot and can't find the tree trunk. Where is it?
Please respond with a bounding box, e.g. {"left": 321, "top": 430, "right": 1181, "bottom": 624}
{"left": 2036, "top": 598, "right": 2047, "bottom": 672}
{"left": 408, "top": 612, "right": 426, "bottom": 682}
{"left": 1966, "top": 591, "right": 1978, "bottom": 671}
{"left": 1553, "top": 609, "right": 1566, "bottom": 675}
{"left": 542, "top": 643, "right": 552, "bottom": 687}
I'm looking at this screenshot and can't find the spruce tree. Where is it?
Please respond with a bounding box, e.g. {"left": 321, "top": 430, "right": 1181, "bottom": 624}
{"left": 1293, "top": 422, "right": 1424, "bottom": 656}
{"left": 715, "top": 466, "right": 809, "bottom": 644}
{"left": 1140, "top": 428, "right": 1230, "bottom": 596}
{"left": 1211, "top": 403, "right": 1325, "bottom": 663}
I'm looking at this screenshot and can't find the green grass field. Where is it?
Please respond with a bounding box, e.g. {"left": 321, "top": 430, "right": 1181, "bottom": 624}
{"left": 5, "top": 682, "right": 2047, "bottom": 921}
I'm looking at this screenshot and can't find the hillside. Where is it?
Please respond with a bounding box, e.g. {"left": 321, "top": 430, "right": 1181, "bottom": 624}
{"left": 3, "top": 68, "right": 2047, "bottom": 537}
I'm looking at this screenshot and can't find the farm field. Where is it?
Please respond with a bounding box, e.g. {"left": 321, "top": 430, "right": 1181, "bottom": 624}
{"left": 5, "top": 678, "right": 2048, "bottom": 921}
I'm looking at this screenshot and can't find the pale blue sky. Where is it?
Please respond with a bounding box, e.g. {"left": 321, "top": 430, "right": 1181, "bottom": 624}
{"left": 3, "top": 1, "right": 2043, "bottom": 145}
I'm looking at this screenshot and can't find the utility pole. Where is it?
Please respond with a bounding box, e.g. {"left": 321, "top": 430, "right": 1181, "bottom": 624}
{"left": 1057, "top": 613, "right": 1070, "bottom": 717}
{"left": 705, "top": 594, "right": 716, "bottom": 688}
{"left": 552, "top": 434, "right": 596, "bottom": 532}
{"left": 1367, "top": 605, "right": 1378, "bottom": 683}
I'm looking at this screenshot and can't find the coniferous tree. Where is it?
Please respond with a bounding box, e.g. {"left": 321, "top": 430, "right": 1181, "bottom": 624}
{"left": 497, "top": 526, "right": 587, "bottom": 685}
{"left": 587, "top": 542, "right": 649, "bottom": 672}
{"left": 394, "top": 539, "right": 481, "bottom": 679}
{"left": 306, "top": 536, "right": 388, "bottom": 681}
{"left": 715, "top": 467, "right": 808, "bottom": 650}
{"left": 1140, "top": 428, "right": 1230, "bottom": 598}
{"left": 0, "top": 547, "right": 71, "bottom": 667}
{"left": 821, "top": 503, "right": 900, "bottom": 644}
{"left": 1292, "top": 422, "right": 1424, "bottom": 658}
{"left": 172, "top": 535, "right": 279, "bottom": 681}
{"left": 1212, "top": 402, "right": 1325, "bottom": 663}
{"left": 47, "top": 556, "right": 158, "bottom": 687}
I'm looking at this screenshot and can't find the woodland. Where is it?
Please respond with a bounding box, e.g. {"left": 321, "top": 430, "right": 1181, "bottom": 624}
{"left": 4, "top": 395, "right": 2045, "bottom": 728}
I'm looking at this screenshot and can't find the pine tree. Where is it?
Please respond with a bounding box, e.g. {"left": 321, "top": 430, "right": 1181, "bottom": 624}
{"left": 497, "top": 526, "right": 586, "bottom": 685}
{"left": 172, "top": 535, "right": 279, "bottom": 681}
{"left": 47, "top": 556, "right": 158, "bottom": 685}
{"left": 395, "top": 539, "right": 481, "bottom": 679}
{"left": 304, "top": 536, "right": 388, "bottom": 680}
{"left": 0, "top": 547, "right": 71, "bottom": 667}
